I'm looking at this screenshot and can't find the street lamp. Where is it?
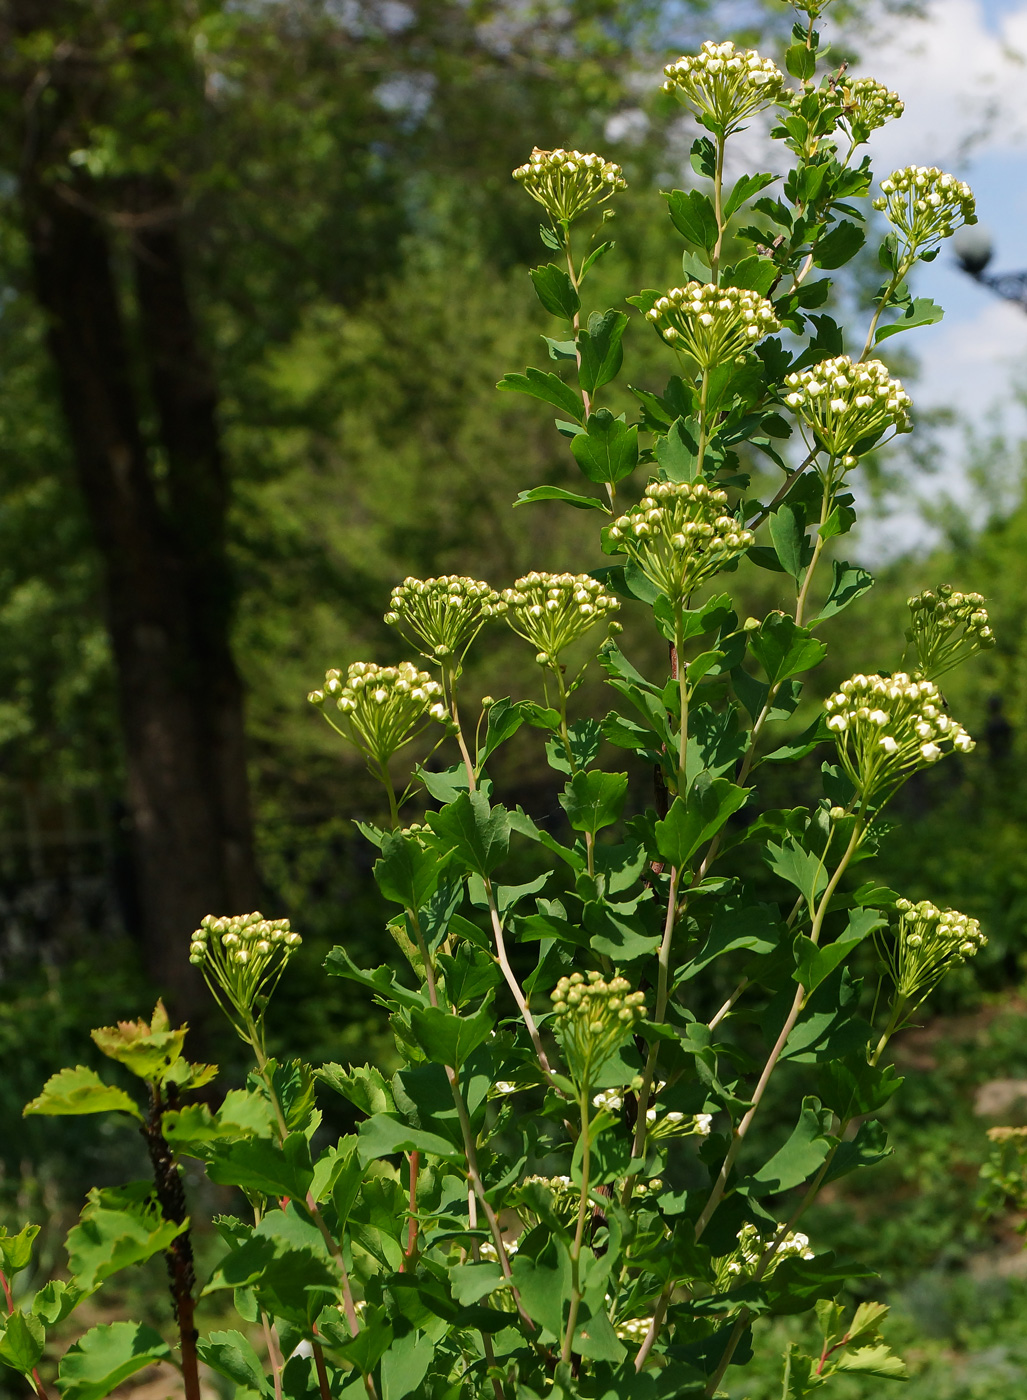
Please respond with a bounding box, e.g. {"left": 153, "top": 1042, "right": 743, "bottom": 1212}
{"left": 953, "top": 225, "right": 1027, "bottom": 311}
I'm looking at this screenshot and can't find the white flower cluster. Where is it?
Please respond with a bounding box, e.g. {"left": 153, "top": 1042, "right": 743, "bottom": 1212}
{"left": 479, "top": 1238, "right": 520, "bottom": 1263}
{"left": 384, "top": 575, "right": 505, "bottom": 667}
{"left": 873, "top": 166, "right": 976, "bottom": 257}
{"left": 825, "top": 672, "right": 974, "bottom": 802}
{"left": 663, "top": 41, "right": 784, "bottom": 136}
{"left": 906, "top": 585, "right": 995, "bottom": 680}
{"left": 616, "top": 1316, "right": 654, "bottom": 1343}
{"left": 608, "top": 480, "right": 753, "bottom": 605}
{"left": 502, "top": 572, "right": 620, "bottom": 668}
{"left": 783, "top": 356, "right": 911, "bottom": 460}
{"left": 590, "top": 1086, "right": 713, "bottom": 1138}
{"left": 645, "top": 282, "right": 781, "bottom": 370}
{"left": 512, "top": 147, "right": 626, "bottom": 224}
{"left": 552, "top": 971, "right": 646, "bottom": 1084}
{"left": 716, "top": 1223, "right": 813, "bottom": 1289}
{"left": 309, "top": 661, "right": 446, "bottom": 765}
{"left": 878, "top": 898, "right": 986, "bottom": 1003}
{"left": 837, "top": 77, "right": 904, "bottom": 145}
{"left": 189, "top": 912, "right": 301, "bottom": 1032}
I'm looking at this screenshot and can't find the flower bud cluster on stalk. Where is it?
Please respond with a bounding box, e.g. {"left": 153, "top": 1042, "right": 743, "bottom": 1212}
{"left": 663, "top": 41, "right": 784, "bottom": 135}
{"left": 189, "top": 912, "right": 301, "bottom": 1036}
{"left": 783, "top": 356, "right": 911, "bottom": 461}
{"left": 877, "top": 899, "right": 986, "bottom": 1003}
{"left": 608, "top": 480, "right": 754, "bottom": 605}
{"left": 873, "top": 165, "right": 976, "bottom": 256}
{"left": 309, "top": 660, "right": 447, "bottom": 764}
{"left": 512, "top": 147, "right": 626, "bottom": 224}
{"left": 825, "top": 672, "right": 974, "bottom": 802}
{"left": 502, "top": 572, "right": 621, "bottom": 667}
{"left": 18, "top": 14, "right": 1002, "bottom": 1400}
{"left": 906, "top": 584, "right": 995, "bottom": 678}
{"left": 385, "top": 576, "right": 506, "bottom": 666}
{"left": 551, "top": 971, "right": 645, "bottom": 1085}
{"left": 646, "top": 283, "right": 781, "bottom": 367}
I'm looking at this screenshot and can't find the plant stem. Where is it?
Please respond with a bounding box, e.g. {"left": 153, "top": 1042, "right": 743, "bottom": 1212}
{"left": 141, "top": 1083, "right": 200, "bottom": 1400}
{"left": 674, "top": 606, "right": 688, "bottom": 792}
{"left": 444, "top": 663, "right": 477, "bottom": 791}
{"left": 312, "top": 1337, "right": 332, "bottom": 1400}
{"left": 710, "top": 133, "right": 727, "bottom": 284}
{"left": 744, "top": 448, "right": 820, "bottom": 532}
{"left": 692, "top": 817, "right": 864, "bottom": 1243}
{"left": 0, "top": 1269, "right": 48, "bottom": 1400}
{"left": 402, "top": 1150, "right": 420, "bottom": 1271}
{"left": 261, "top": 1309, "right": 286, "bottom": 1400}
{"left": 562, "top": 1090, "right": 592, "bottom": 1364}
{"left": 483, "top": 875, "right": 556, "bottom": 1082}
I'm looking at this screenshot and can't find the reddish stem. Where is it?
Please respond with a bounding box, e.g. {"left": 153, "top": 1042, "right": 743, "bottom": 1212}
{"left": 402, "top": 1151, "right": 420, "bottom": 1271}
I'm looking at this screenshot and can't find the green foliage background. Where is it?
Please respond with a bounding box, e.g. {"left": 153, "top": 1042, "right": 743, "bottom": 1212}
{"left": 1, "top": 0, "right": 1027, "bottom": 1393}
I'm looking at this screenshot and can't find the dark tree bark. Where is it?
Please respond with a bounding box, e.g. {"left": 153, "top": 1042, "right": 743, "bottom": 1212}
{"left": 7, "top": 3, "right": 258, "bottom": 1012}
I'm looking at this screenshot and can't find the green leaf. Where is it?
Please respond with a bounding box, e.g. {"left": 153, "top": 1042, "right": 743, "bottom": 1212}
{"left": 66, "top": 1187, "right": 188, "bottom": 1294}
{"left": 690, "top": 137, "right": 716, "bottom": 178}
{"left": 32, "top": 1279, "right": 83, "bottom": 1326}
{"left": 23, "top": 1066, "right": 141, "bottom": 1122}
{"left": 0, "top": 1312, "right": 45, "bottom": 1377}
{"left": 654, "top": 417, "right": 700, "bottom": 481}
{"left": 511, "top": 1239, "right": 572, "bottom": 1337}
{"left": 785, "top": 42, "right": 816, "bottom": 79}
{"left": 477, "top": 697, "right": 528, "bottom": 766}
{"left": 818, "top": 1057, "right": 903, "bottom": 1120}
{"left": 723, "top": 173, "right": 778, "bottom": 221}
{"left": 450, "top": 1261, "right": 506, "bottom": 1305}
{"left": 205, "top": 1132, "right": 314, "bottom": 1202}
{"left": 655, "top": 773, "right": 749, "bottom": 868}
{"left": 814, "top": 220, "right": 865, "bottom": 269}
{"left": 90, "top": 1003, "right": 187, "bottom": 1084}
{"left": 197, "top": 1331, "right": 269, "bottom": 1394}
{"left": 748, "top": 613, "right": 826, "bottom": 685}
{"left": 833, "top": 1344, "right": 907, "bottom": 1379}
{"left": 725, "top": 253, "right": 778, "bottom": 296}
{"left": 375, "top": 831, "right": 440, "bottom": 909}
{"left": 663, "top": 189, "right": 718, "bottom": 252}
{"left": 380, "top": 1326, "right": 435, "bottom": 1400}
{"left": 59, "top": 1324, "right": 170, "bottom": 1400}
{"left": 324, "top": 947, "right": 429, "bottom": 1012}
{"left": 769, "top": 505, "right": 806, "bottom": 579}
{"left": 409, "top": 1000, "right": 495, "bottom": 1068}
{"left": 571, "top": 409, "right": 638, "bottom": 485}
{"left": 426, "top": 791, "right": 510, "bottom": 878}
{"left": 578, "top": 310, "right": 628, "bottom": 393}
{"left": 514, "top": 485, "right": 607, "bottom": 511}
{"left": 529, "top": 264, "right": 580, "bottom": 320}
{"left": 815, "top": 560, "right": 874, "bottom": 623}
{"left": 794, "top": 908, "right": 885, "bottom": 994}
{"left": 822, "top": 1118, "right": 891, "bottom": 1183}
{"left": 497, "top": 367, "right": 585, "bottom": 422}
{"left": 745, "top": 1097, "right": 833, "bottom": 1194}
{"left": 874, "top": 295, "right": 944, "bottom": 343}
{"left": 0, "top": 1225, "right": 39, "bottom": 1276}
{"left": 356, "top": 1115, "right": 463, "bottom": 1167}
{"left": 559, "top": 770, "right": 629, "bottom": 836}
{"left": 678, "top": 900, "right": 782, "bottom": 980}
{"left": 765, "top": 836, "right": 828, "bottom": 908}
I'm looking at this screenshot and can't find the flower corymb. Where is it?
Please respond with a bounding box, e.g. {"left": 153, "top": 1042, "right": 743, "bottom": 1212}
{"left": 824, "top": 672, "right": 974, "bottom": 802}
{"left": 309, "top": 661, "right": 446, "bottom": 764}
{"left": 873, "top": 165, "right": 976, "bottom": 256}
{"left": 385, "top": 575, "right": 505, "bottom": 665}
{"left": 906, "top": 584, "right": 995, "bottom": 679}
{"left": 189, "top": 912, "right": 301, "bottom": 1038}
{"left": 512, "top": 147, "right": 626, "bottom": 224}
{"left": 646, "top": 282, "right": 781, "bottom": 369}
{"left": 877, "top": 898, "right": 986, "bottom": 1003}
{"left": 551, "top": 970, "right": 646, "bottom": 1083}
{"left": 837, "top": 77, "right": 904, "bottom": 146}
{"left": 783, "top": 356, "right": 911, "bottom": 460}
{"left": 502, "top": 572, "right": 620, "bottom": 666}
{"left": 608, "top": 479, "right": 754, "bottom": 605}
{"left": 663, "top": 41, "right": 784, "bottom": 136}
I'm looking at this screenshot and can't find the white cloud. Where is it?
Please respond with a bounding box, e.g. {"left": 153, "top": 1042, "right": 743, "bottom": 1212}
{"left": 852, "top": 0, "right": 1027, "bottom": 169}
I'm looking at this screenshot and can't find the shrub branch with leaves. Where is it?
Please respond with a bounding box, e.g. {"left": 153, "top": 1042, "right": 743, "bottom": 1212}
{"left": 4, "top": 3, "right": 996, "bottom": 1399}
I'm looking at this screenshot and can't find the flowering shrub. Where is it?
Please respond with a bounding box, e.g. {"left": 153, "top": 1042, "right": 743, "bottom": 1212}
{"left": 3, "top": 4, "right": 997, "bottom": 1400}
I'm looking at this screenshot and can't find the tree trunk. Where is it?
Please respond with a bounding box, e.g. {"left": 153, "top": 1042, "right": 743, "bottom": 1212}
{"left": 18, "top": 173, "right": 257, "bottom": 1014}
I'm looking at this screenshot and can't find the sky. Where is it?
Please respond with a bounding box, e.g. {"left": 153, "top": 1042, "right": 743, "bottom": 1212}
{"left": 842, "top": 0, "right": 1027, "bottom": 552}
